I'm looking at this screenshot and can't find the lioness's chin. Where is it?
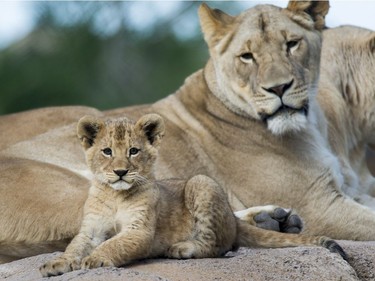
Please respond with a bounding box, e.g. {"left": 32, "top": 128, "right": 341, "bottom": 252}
{"left": 110, "top": 181, "right": 133, "bottom": 191}
{"left": 266, "top": 110, "right": 307, "bottom": 135}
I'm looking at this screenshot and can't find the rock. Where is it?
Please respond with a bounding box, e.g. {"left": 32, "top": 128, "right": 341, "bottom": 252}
{"left": 1, "top": 241, "right": 374, "bottom": 281}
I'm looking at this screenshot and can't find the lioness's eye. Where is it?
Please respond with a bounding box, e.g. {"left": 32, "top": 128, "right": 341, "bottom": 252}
{"left": 102, "top": 148, "right": 112, "bottom": 156}
{"left": 239, "top": 52, "right": 254, "bottom": 63}
{"left": 129, "top": 147, "right": 140, "bottom": 156}
{"left": 286, "top": 40, "right": 300, "bottom": 53}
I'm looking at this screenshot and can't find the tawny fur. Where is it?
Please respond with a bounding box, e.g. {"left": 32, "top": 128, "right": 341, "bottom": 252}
{"left": 317, "top": 26, "right": 375, "bottom": 208}
{"left": 0, "top": 1, "right": 375, "bottom": 262}
{"left": 39, "top": 114, "right": 345, "bottom": 277}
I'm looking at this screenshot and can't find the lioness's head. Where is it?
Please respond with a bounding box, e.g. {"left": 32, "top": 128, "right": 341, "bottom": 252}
{"left": 77, "top": 114, "right": 165, "bottom": 191}
{"left": 199, "top": 1, "right": 329, "bottom": 135}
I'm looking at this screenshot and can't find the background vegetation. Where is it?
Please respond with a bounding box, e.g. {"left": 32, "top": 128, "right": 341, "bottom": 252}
{"left": 0, "top": 1, "right": 247, "bottom": 115}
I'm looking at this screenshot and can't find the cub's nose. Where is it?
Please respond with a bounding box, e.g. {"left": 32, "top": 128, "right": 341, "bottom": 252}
{"left": 114, "top": 169, "right": 128, "bottom": 177}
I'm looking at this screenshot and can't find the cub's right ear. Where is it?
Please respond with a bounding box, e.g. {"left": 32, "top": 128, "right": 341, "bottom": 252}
{"left": 135, "top": 114, "right": 165, "bottom": 147}
{"left": 77, "top": 115, "right": 104, "bottom": 150}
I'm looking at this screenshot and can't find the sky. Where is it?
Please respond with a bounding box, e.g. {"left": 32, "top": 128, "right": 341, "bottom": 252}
{"left": 0, "top": 1, "right": 35, "bottom": 49}
{"left": 0, "top": 1, "right": 374, "bottom": 50}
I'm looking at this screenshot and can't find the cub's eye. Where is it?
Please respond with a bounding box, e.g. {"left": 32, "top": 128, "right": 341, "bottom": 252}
{"left": 286, "top": 40, "right": 300, "bottom": 53}
{"left": 239, "top": 52, "right": 254, "bottom": 63}
{"left": 129, "top": 147, "right": 140, "bottom": 156}
{"left": 102, "top": 148, "right": 112, "bottom": 156}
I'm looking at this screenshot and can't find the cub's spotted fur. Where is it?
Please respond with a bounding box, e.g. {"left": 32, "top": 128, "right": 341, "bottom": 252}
{"left": 40, "top": 114, "right": 346, "bottom": 277}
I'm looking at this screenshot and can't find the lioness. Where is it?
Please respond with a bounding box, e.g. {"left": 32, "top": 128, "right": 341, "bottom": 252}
{"left": 317, "top": 25, "right": 375, "bottom": 208}
{"left": 1, "top": 1, "right": 375, "bottom": 263}
{"left": 39, "top": 114, "right": 345, "bottom": 277}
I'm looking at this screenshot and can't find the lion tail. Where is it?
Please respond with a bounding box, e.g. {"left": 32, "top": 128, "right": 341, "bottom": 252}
{"left": 234, "top": 219, "right": 347, "bottom": 260}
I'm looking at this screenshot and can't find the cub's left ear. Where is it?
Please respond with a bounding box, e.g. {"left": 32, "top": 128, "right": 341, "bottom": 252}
{"left": 77, "top": 115, "right": 104, "bottom": 150}
{"left": 286, "top": 0, "right": 329, "bottom": 30}
{"left": 135, "top": 114, "right": 165, "bottom": 147}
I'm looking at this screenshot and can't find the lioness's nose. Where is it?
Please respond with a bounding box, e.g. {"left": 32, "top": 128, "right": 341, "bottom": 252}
{"left": 263, "top": 80, "right": 293, "bottom": 97}
{"left": 114, "top": 169, "right": 128, "bottom": 177}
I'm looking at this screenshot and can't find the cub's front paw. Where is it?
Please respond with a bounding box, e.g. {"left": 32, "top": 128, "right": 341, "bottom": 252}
{"left": 39, "top": 257, "right": 80, "bottom": 277}
{"left": 81, "top": 255, "right": 114, "bottom": 269}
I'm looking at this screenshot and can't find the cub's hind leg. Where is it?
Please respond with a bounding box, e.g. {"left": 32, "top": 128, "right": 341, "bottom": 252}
{"left": 167, "top": 175, "right": 236, "bottom": 259}
{"left": 235, "top": 205, "right": 303, "bottom": 234}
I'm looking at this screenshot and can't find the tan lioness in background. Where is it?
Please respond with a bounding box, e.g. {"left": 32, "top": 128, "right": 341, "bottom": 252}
{"left": 1, "top": 1, "right": 375, "bottom": 263}
{"left": 39, "top": 114, "right": 345, "bottom": 277}
{"left": 317, "top": 25, "right": 375, "bottom": 208}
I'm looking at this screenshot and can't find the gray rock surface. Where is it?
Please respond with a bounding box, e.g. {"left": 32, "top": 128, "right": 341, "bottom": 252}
{"left": 0, "top": 241, "right": 373, "bottom": 281}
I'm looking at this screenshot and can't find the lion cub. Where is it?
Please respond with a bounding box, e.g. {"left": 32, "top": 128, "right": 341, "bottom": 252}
{"left": 40, "top": 114, "right": 346, "bottom": 277}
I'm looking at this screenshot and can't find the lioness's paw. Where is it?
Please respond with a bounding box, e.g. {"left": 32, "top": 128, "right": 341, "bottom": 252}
{"left": 167, "top": 241, "right": 197, "bottom": 259}
{"left": 81, "top": 255, "right": 114, "bottom": 269}
{"left": 235, "top": 205, "right": 303, "bottom": 234}
{"left": 39, "top": 257, "right": 80, "bottom": 277}
{"left": 254, "top": 208, "right": 303, "bottom": 233}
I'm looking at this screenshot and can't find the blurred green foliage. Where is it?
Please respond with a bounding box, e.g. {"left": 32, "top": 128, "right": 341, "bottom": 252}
{"left": 0, "top": 1, "right": 246, "bottom": 115}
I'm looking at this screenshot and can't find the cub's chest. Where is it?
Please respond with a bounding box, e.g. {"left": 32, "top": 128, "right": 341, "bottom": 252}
{"left": 109, "top": 188, "right": 159, "bottom": 229}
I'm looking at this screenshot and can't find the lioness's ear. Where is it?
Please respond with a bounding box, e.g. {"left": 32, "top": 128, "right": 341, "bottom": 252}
{"left": 77, "top": 115, "right": 104, "bottom": 150}
{"left": 367, "top": 34, "right": 375, "bottom": 52}
{"left": 135, "top": 114, "right": 165, "bottom": 147}
{"left": 198, "top": 3, "right": 234, "bottom": 47}
{"left": 286, "top": 0, "right": 329, "bottom": 30}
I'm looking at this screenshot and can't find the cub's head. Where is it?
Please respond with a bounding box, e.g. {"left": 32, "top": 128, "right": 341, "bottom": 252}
{"left": 77, "top": 114, "right": 165, "bottom": 191}
{"left": 199, "top": 1, "right": 329, "bottom": 135}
